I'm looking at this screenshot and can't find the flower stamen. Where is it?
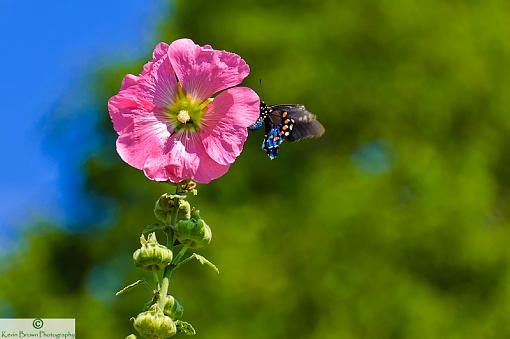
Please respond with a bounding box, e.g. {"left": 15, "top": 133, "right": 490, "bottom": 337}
{"left": 177, "top": 110, "right": 191, "bottom": 124}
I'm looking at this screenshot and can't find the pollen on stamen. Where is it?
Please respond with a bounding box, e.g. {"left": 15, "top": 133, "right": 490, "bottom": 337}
{"left": 177, "top": 110, "right": 191, "bottom": 124}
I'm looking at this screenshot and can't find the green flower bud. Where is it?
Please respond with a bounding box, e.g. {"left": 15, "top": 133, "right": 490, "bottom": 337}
{"left": 154, "top": 194, "right": 177, "bottom": 224}
{"left": 133, "top": 233, "right": 173, "bottom": 271}
{"left": 133, "top": 305, "right": 176, "bottom": 338}
{"left": 151, "top": 294, "right": 184, "bottom": 319}
{"left": 146, "top": 294, "right": 183, "bottom": 319}
{"left": 154, "top": 193, "right": 191, "bottom": 223}
{"left": 162, "top": 295, "right": 184, "bottom": 320}
{"left": 125, "top": 335, "right": 137, "bottom": 339}
{"left": 174, "top": 216, "right": 212, "bottom": 249}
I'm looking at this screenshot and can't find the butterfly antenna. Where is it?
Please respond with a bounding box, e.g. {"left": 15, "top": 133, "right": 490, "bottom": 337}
{"left": 259, "top": 79, "right": 265, "bottom": 102}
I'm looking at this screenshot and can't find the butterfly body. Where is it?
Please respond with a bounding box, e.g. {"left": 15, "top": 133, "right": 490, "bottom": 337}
{"left": 249, "top": 101, "right": 325, "bottom": 159}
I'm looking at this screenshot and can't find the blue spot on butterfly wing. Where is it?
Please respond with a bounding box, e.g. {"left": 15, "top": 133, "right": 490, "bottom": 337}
{"left": 262, "top": 125, "right": 284, "bottom": 159}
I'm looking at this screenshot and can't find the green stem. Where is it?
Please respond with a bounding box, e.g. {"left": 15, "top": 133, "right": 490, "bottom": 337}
{"left": 158, "top": 274, "right": 171, "bottom": 310}
{"left": 159, "top": 183, "right": 182, "bottom": 310}
{"left": 158, "top": 244, "right": 190, "bottom": 310}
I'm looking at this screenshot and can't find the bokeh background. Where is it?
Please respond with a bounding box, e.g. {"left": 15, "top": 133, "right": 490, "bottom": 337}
{"left": 2, "top": 0, "right": 510, "bottom": 338}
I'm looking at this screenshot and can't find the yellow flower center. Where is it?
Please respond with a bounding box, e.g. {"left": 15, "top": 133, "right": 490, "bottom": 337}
{"left": 166, "top": 83, "right": 213, "bottom": 132}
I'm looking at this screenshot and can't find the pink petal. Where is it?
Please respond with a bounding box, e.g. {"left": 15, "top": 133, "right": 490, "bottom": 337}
{"left": 120, "top": 42, "right": 169, "bottom": 91}
{"left": 143, "top": 134, "right": 199, "bottom": 182}
{"left": 138, "top": 43, "right": 178, "bottom": 109}
{"left": 143, "top": 132, "right": 230, "bottom": 183}
{"left": 152, "top": 42, "right": 170, "bottom": 59}
{"left": 108, "top": 42, "right": 177, "bottom": 134}
{"left": 139, "top": 42, "right": 170, "bottom": 75}
{"left": 199, "top": 87, "right": 260, "bottom": 165}
{"left": 120, "top": 74, "right": 139, "bottom": 90}
{"left": 116, "top": 115, "right": 172, "bottom": 169}
{"left": 193, "top": 150, "right": 231, "bottom": 184}
{"left": 167, "top": 38, "right": 250, "bottom": 101}
{"left": 108, "top": 86, "right": 154, "bottom": 134}
{"left": 204, "top": 87, "right": 260, "bottom": 127}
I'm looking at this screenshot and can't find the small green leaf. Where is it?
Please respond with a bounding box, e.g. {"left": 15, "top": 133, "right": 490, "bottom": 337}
{"left": 115, "top": 280, "right": 144, "bottom": 296}
{"left": 175, "top": 320, "right": 196, "bottom": 335}
{"left": 174, "top": 253, "right": 219, "bottom": 273}
{"left": 193, "top": 253, "right": 219, "bottom": 274}
{"left": 142, "top": 223, "right": 166, "bottom": 234}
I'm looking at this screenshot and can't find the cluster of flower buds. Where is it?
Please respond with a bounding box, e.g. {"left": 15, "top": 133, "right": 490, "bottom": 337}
{"left": 124, "top": 182, "right": 213, "bottom": 338}
{"left": 129, "top": 293, "right": 192, "bottom": 338}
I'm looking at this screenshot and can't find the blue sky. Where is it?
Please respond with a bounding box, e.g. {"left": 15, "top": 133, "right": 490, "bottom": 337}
{"left": 0, "top": 0, "right": 169, "bottom": 232}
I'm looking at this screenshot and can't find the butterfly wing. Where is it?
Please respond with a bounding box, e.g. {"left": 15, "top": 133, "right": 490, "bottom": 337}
{"left": 270, "top": 104, "right": 325, "bottom": 142}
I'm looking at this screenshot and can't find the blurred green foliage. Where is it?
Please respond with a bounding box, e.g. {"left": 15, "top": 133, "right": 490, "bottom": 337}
{"left": 3, "top": 0, "right": 510, "bottom": 338}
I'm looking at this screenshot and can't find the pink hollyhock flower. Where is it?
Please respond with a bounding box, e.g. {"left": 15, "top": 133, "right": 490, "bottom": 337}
{"left": 108, "top": 39, "right": 260, "bottom": 183}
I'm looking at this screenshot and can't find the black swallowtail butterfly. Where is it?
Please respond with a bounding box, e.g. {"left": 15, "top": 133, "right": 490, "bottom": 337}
{"left": 248, "top": 101, "right": 325, "bottom": 159}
